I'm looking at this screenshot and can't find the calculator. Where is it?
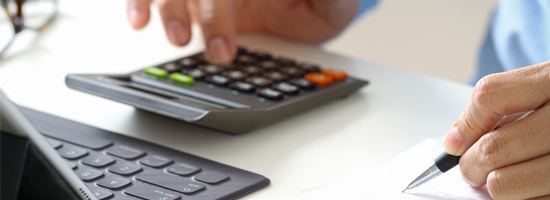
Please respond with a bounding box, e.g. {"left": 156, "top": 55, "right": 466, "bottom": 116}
{"left": 66, "top": 47, "right": 368, "bottom": 134}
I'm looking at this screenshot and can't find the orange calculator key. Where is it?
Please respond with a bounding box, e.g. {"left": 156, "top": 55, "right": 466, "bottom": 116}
{"left": 321, "top": 69, "right": 348, "bottom": 81}
{"left": 304, "top": 72, "right": 333, "bottom": 86}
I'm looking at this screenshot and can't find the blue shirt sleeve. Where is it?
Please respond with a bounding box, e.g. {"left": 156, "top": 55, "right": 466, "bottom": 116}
{"left": 472, "top": 0, "right": 550, "bottom": 84}
{"left": 356, "top": 0, "right": 379, "bottom": 19}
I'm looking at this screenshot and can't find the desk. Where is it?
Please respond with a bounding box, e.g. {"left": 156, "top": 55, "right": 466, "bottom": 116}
{"left": 0, "top": 1, "right": 474, "bottom": 199}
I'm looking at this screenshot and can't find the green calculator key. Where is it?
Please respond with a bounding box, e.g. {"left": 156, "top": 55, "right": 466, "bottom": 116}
{"left": 144, "top": 67, "right": 168, "bottom": 78}
{"left": 170, "top": 73, "right": 194, "bottom": 85}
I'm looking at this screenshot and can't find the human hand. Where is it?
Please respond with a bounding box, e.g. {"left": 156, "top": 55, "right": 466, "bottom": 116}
{"left": 444, "top": 61, "right": 550, "bottom": 199}
{"left": 126, "top": 0, "right": 360, "bottom": 65}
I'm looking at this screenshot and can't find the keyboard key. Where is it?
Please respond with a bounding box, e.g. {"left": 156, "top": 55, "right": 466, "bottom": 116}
{"left": 205, "top": 75, "right": 230, "bottom": 86}
{"left": 178, "top": 57, "right": 201, "bottom": 68}
{"left": 58, "top": 146, "right": 88, "bottom": 159}
{"left": 97, "top": 176, "right": 132, "bottom": 189}
{"left": 194, "top": 171, "right": 229, "bottom": 184}
{"left": 66, "top": 161, "right": 77, "bottom": 169}
{"left": 246, "top": 76, "right": 273, "bottom": 87}
{"left": 167, "top": 163, "right": 201, "bottom": 176}
{"left": 281, "top": 66, "right": 306, "bottom": 77}
{"left": 108, "top": 163, "right": 142, "bottom": 175}
{"left": 144, "top": 67, "right": 168, "bottom": 78}
{"left": 106, "top": 145, "right": 145, "bottom": 160}
{"left": 304, "top": 72, "right": 333, "bottom": 86}
{"left": 198, "top": 64, "right": 225, "bottom": 74}
{"left": 81, "top": 155, "right": 115, "bottom": 167}
{"left": 236, "top": 54, "right": 257, "bottom": 64}
{"left": 240, "top": 65, "right": 263, "bottom": 75}
{"left": 259, "top": 60, "right": 279, "bottom": 71}
{"left": 264, "top": 71, "right": 289, "bottom": 82}
{"left": 273, "top": 82, "right": 300, "bottom": 95}
{"left": 288, "top": 78, "right": 316, "bottom": 90}
{"left": 46, "top": 138, "right": 62, "bottom": 149}
{"left": 112, "top": 196, "right": 140, "bottom": 200}
{"left": 299, "top": 62, "right": 321, "bottom": 73}
{"left": 135, "top": 173, "right": 205, "bottom": 194}
{"left": 138, "top": 155, "right": 173, "bottom": 168}
{"left": 229, "top": 82, "right": 256, "bottom": 93}
{"left": 42, "top": 133, "right": 112, "bottom": 150}
{"left": 160, "top": 63, "right": 181, "bottom": 73}
{"left": 91, "top": 188, "right": 113, "bottom": 200}
{"left": 222, "top": 70, "right": 248, "bottom": 81}
{"left": 183, "top": 68, "right": 206, "bottom": 80}
{"left": 322, "top": 69, "right": 348, "bottom": 81}
{"left": 124, "top": 183, "right": 180, "bottom": 200}
{"left": 75, "top": 167, "right": 103, "bottom": 181}
{"left": 258, "top": 88, "right": 284, "bottom": 101}
{"left": 169, "top": 72, "right": 194, "bottom": 85}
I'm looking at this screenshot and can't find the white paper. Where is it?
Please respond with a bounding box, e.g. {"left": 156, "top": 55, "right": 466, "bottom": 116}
{"left": 301, "top": 139, "right": 492, "bottom": 200}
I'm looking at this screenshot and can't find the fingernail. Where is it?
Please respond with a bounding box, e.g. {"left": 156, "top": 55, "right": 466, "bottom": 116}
{"left": 444, "top": 126, "right": 463, "bottom": 155}
{"left": 167, "top": 20, "right": 187, "bottom": 46}
{"left": 207, "top": 37, "right": 231, "bottom": 64}
{"left": 129, "top": 7, "right": 140, "bottom": 24}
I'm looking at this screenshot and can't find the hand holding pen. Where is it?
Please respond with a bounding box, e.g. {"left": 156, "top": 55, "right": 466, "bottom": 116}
{"left": 404, "top": 62, "right": 550, "bottom": 200}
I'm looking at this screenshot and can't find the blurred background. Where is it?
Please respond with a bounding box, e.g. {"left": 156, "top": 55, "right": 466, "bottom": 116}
{"left": 325, "top": 0, "right": 498, "bottom": 83}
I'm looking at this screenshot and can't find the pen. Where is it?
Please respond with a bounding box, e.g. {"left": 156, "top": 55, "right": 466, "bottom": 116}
{"left": 402, "top": 152, "right": 461, "bottom": 193}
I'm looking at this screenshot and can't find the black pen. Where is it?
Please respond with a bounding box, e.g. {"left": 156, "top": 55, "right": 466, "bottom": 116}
{"left": 402, "top": 152, "right": 461, "bottom": 193}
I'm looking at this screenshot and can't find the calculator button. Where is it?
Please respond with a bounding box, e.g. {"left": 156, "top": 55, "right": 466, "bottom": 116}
{"left": 229, "top": 82, "right": 256, "bottom": 93}
{"left": 136, "top": 173, "right": 205, "bottom": 194}
{"left": 81, "top": 155, "right": 115, "bottom": 167}
{"left": 91, "top": 188, "right": 113, "bottom": 200}
{"left": 273, "top": 82, "right": 300, "bottom": 95}
{"left": 299, "top": 62, "right": 321, "bottom": 73}
{"left": 246, "top": 76, "right": 273, "bottom": 87}
{"left": 240, "top": 65, "right": 263, "bottom": 75}
{"left": 264, "top": 71, "right": 289, "bottom": 82}
{"left": 124, "top": 183, "right": 181, "bottom": 200}
{"left": 178, "top": 57, "right": 201, "bottom": 68}
{"left": 106, "top": 145, "right": 145, "bottom": 160}
{"left": 46, "top": 138, "right": 62, "bottom": 149}
{"left": 169, "top": 72, "right": 194, "bottom": 85}
{"left": 194, "top": 171, "right": 229, "bottom": 184}
{"left": 236, "top": 54, "right": 257, "bottom": 64}
{"left": 275, "top": 57, "right": 297, "bottom": 66}
{"left": 167, "top": 163, "right": 201, "bottom": 176}
{"left": 206, "top": 75, "right": 230, "bottom": 86}
{"left": 183, "top": 68, "right": 206, "bottom": 80}
{"left": 251, "top": 50, "right": 272, "bottom": 60}
{"left": 259, "top": 60, "right": 279, "bottom": 71}
{"left": 58, "top": 146, "right": 88, "bottom": 159}
{"left": 304, "top": 72, "right": 333, "bottom": 86}
{"left": 108, "top": 163, "right": 142, "bottom": 175}
{"left": 160, "top": 63, "right": 181, "bottom": 73}
{"left": 222, "top": 70, "right": 248, "bottom": 80}
{"left": 198, "top": 64, "right": 225, "bottom": 74}
{"left": 322, "top": 69, "right": 348, "bottom": 81}
{"left": 289, "top": 78, "right": 316, "bottom": 90}
{"left": 281, "top": 66, "right": 306, "bottom": 77}
{"left": 258, "top": 88, "right": 284, "bottom": 100}
{"left": 97, "top": 176, "right": 132, "bottom": 189}
{"left": 138, "top": 155, "right": 173, "bottom": 168}
{"left": 144, "top": 67, "right": 168, "bottom": 78}
{"left": 75, "top": 167, "right": 104, "bottom": 181}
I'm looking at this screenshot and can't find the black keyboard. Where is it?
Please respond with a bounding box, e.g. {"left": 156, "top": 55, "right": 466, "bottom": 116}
{"left": 66, "top": 47, "right": 368, "bottom": 134}
{"left": 21, "top": 107, "right": 270, "bottom": 200}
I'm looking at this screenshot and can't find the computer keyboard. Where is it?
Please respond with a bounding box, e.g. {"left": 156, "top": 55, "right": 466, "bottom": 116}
{"left": 66, "top": 47, "right": 368, "bottom": 134}
{"left": 22, "top": 107, "right": 270, "bottom": 200}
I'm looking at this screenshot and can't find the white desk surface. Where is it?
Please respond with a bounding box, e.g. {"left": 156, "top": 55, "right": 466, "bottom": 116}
{"left": 0, "top": 1, "right": 474, "bottom": 199}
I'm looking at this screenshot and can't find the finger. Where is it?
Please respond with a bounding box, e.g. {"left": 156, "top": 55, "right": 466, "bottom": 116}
{"left": 127, "top": 0, "right": 152, "bottom": 29}
{"left": 529, "top": 195, "right": 550, "bottom": 200}
{"left": 484, "top": 153, "right": 550, "bottom": 200}
{"left": 195, "top": 0, "right": 237, "bottom": 65}
{"left": 155, "top": 0, "right": 192, "bottom": 46}
{"left": 444, "top": 61, "right": 550, "bottom": 155}
{"left": 459, "top": 104, "right": 550, "bottom": 187}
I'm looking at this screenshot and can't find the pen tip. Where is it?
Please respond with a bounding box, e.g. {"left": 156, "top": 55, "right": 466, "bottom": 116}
{"left": 402, "top": 187, "right": 409, "bottom": 193}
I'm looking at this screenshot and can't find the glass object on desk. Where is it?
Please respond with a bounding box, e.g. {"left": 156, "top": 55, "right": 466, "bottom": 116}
{"left": 0, "top": 0, "right": 58, "bottom": 60}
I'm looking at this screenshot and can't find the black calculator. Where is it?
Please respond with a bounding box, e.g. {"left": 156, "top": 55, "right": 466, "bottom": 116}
{"left": 66, "top": 47, "right": 368, "bottom": 134}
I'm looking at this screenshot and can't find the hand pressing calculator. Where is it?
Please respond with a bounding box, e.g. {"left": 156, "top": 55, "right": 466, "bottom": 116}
{"left": 66, "top": 47, "right": 368, "bottom": 134}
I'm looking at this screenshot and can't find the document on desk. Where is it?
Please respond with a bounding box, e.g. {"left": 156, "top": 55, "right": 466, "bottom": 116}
{"left": 300, "top": 139, "right": 493, "bottom": 200}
